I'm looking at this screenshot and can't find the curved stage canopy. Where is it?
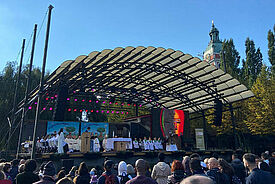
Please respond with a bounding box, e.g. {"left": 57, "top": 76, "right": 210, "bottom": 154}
{"left": 20, "top": 46, "right": 254, "bottom": 113}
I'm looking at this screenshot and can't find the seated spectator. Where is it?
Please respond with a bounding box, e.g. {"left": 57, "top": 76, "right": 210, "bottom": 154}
{"left": 243, "top": 153, "right": 275, "bottom": 184}
{"left": 10, "top": 159, "right": 19, "bottom": 183}
{"left": 127, "top": 164, "right": 136, "bottom": 178}
{"left": 56, "top": 177, "right": 74, "bottom": 184}
{"left": 90, "top": 168, "right": 98, "bottom": 184}
{"left": 16, "top": 159, "right": 40, "bottom": 184}
{"left": 56, "top": 170, "right": 66, "bottom": 182}
{"left": 231, "top": 153, "right": 246, "bottom": 184}
{"left": 3, "top": 163, "right": 11, "bottom": 181}
{"left": 118, "top": 161, "right": 132, "bottom": 184}
{"left": 126, "top": 159, "right": 157, "bottom": 184}
{"left": 97, "top": 160, "right": 119, "bottom": 184}
{"left": 73, "top": 162, "right": 91, "bottom": 184}
{"left": 261, "top": 152, "right": 270, "bottom": 165}
{"left": 167, "top": 160, "right": 186, "bottom": 184}
{"left": 218, "top": 158, "right": 241, "bottom": 184}
{"left": 206, "top": 158, "right": 230, "bottom": 184}
{"left": 189, "top": 159, "right": 206, "bottom": 176}
{"left": 181, "top": 175, "right": 214, "bottom": 184}
{"left": 0, "top": 170, "right": 12, "bottom": 184}
{"left": 151, "top": 153, "right": 171, "bottom": 184}
{"left": 258, "top": 161, "right": 271, "bottom": 172}
{"left": 33, "top": 161, "right": 56, "bottom": 184}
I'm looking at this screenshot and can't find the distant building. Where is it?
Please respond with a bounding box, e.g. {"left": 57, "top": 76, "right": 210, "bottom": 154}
{"left": 203, "top": 21, "right": 222, "bottom": 68}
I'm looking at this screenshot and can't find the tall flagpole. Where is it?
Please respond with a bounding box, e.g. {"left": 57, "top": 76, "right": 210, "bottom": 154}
{"left": 31, "top": 5, "right": 54, "bottom": 159}
{"left": 16, "top": 24, "right": 37, "bottom": 159}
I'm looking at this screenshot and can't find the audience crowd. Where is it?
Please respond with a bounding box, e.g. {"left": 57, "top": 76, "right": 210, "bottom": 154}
{"left": 0, "top": 151, "right": 274, "bottom": 184}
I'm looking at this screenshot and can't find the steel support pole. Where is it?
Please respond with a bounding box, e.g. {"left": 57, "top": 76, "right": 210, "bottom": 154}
{"left": 7, "top": 39, "right": 25, "bottom": 153}
{"left": 16, "top": 24, "right": 37, "bottom": 159}
{"left": 202, "top": 110, "right": 208, "bottom": 150}
{"left": 31, "top": 5, "right": 54, "bottom": 159}
{"left": 229, "top": 103, "right": 238, "bottom": 150}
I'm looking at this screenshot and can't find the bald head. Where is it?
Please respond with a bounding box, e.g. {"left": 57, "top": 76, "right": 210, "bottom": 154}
{"left": 208, "top": 157, "right": 219, "bottom": 170}
{"left": 135, "top": 159, "right": 148, "bottom": 175}
{"left": 181, "top": 175, "right": 214, "bottom": 184}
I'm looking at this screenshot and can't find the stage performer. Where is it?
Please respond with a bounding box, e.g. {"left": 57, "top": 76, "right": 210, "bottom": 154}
{"left": 139, "top": 138, "right": 144, "bottom": 151}
{"left": 57, "top": 128, "right": 65, "bottom": 153}
{"left": 157, "top": 138, "right": 163, "bottom": 150}
{"left": 133, "top": 138, "right": 139, "bottom": 151}
{"left": 143, "top": 137, "right": 149, "bottom": 151}
{"left": 93, "top": 133, "right": 100, "bottom": 152}
{"left": 153, "top": 137, "right": 158, "bottom": 150}
{"left": 148, "top": 137, "right": 154, "bottom": 151}
{"left": 102, "top": 135, "right": 110, "bottom": 152}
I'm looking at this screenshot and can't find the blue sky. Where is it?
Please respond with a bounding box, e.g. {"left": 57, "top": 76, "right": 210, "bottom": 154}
{"left": 0, "top": 0, "right": 274, "bottom": 72}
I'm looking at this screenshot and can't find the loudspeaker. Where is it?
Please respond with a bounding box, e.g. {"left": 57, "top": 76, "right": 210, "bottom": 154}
{"left": 62, "top": 159, "right": 74, "bottom": 173}
{"left": 213, "top": 99, "right": 222, "bottom": 126}
{"left": 53, "top": 85, "right": 68, "bottom": 121}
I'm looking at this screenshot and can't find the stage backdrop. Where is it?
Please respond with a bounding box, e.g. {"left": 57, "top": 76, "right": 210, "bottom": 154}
{"left": 81, "top": 122, "right": 109, "bottom": 140}
{"left": 47, "top": 121, "right": 80, "bottom": 136}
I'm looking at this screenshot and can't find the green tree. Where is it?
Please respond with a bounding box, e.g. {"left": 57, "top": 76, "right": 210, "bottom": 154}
{"left": 242, "top": 38, "right": 263, "bottom": 88}
{"left": 268, "top": 25, "right": 275, "bottom": 73}
{"left": 244, "top": 66, "right": 275, "bottom": 135}
{"left": 220, "top": 39, "right": 241, "bottom": 80}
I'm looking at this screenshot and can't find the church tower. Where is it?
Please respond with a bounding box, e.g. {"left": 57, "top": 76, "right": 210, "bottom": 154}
{"left": 203, "top": 21, "right": 222, "bottom": 68}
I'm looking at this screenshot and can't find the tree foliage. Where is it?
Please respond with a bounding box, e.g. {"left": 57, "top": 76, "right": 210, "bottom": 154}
{"left": 268, "top": 25, "right": 275, "bottom": 73}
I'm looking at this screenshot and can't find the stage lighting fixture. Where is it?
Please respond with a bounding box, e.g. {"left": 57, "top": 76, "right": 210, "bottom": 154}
{"left": 28, "top": 106, "right": 32, "bottom": 109}
{"left": 67, "top": 98, "right": 70, "bottom": 101}
{"left": 49, "top": 107, "right": 53, "bottom": 111}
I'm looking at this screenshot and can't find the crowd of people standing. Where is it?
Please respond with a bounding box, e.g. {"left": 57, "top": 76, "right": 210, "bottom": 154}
{"left": 0, "top": 151, "right": 274, "bottom": 184}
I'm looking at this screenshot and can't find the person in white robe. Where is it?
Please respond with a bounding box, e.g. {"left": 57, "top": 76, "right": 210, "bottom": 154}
{"left": 148, "top": 137, "right": 154, "bottom": 151}
{"left": 93, "top": 134, "right": 100, "bottom": 152}
{"left": 133, "top": 138, "right": 139, "bottom": 151}
{"left": 153, "top": 137, "right": 158, "bottom": 150}
{"left": 57, "top": 128, "right": 65, "bottom": 153}
{"left": 157, "top": 138, "right": 163, "bottom": 150}
{"left": 138, "top": 138, "right": 144, "bottom": 151}
{"left": 143, "top": 137, "right": 149, "bottom": 151}
{"left": 102, "top": 135, "right": 110, "bottom": 152}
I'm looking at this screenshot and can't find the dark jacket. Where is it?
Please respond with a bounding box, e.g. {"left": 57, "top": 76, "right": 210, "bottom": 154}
{"left": 231, "top": 159, "right": 246, "bottom": 184}
{"left": 33, "top": 176, "right": 56, "bottom": 184}
{"left": 246, "top": 168, "right": 275, "bottom": 184}
{"left": 167, "top": 170, "right": 186, "bottom": 184}
{"left": 126, "top": 175, "right": 158, "bottom": 184}
{"left": 16, "top": 171, "right": 40, "bottom": 184}
{"left": 74, "top": 173, "right": 91, "bottom": 184}
{"left": 10, "top": 166, "right": 18, "bottom": 182}
{"left": 97, "top": 171, "right": 119, "bottom": 184}
{"left": 206, "top": 168, "right": 230, "bottom": 184}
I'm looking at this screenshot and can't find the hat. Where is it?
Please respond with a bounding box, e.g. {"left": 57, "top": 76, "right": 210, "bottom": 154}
{"left": 43, "top": 161, "right": 56, "bottom": 176}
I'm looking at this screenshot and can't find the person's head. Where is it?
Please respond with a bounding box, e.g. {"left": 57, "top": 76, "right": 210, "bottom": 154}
{"left": 24, "top": 159, "right": 37, "bottom": 173}
{"left": 261, "top": 153, "right": 269, "bottom": 160}
{"left": 182, "top": 156, "right": 191, "bottom": 173}
{"left": 0, "top": 171, "right": 6, "bottom": 180}
{"left": 56, "top": 177, "right": 74, "bottom": 184}
{"left": 43, "top": 161, "right": 56, "bottom": 177}
{"left": 78, "top": 162, "right": 88, "bottom": 176}
{"left": 181, "top": 175, "right": 214, "bottom": 184}
{"left": 3, "top": 163, "right": 11, "bottom": 173}
{"left": 218, "top": 158, "right": 234, "bottom": 177}
{"left": 89, "top": 168, "right": 97, "bottom": 176}
{"left": 56, "top": 170, "right": 66, "bottom": 181}
{"left": 11, "top": 159, "right": 19, "bottom": 167}
{"left": 104, "top": 160, "right": 114, "bottom": 172}
{"left": 189, "top": 158, "right": 202, "bottom": 173}
{"left": 127, "top": 164, "right": 135, "bottom": 175}
{"left": 19, "top": 164, "right": 25, "bottom": 173}
{"left": 118, "top": 161, "right": 127, "bottom": 176}
{"left": 207, "top": 158, "right": 219, "bottom": 170}
{"left": 232, "top": 153, "right": 239, "bottom": 161}
{"left": 58, "top": 128, "right": 63, "bottom": 135}
{"left": 171, "top": 160, "right": 184, "bottom": 173}
{"left": 135, "top": 159, "right": 148, "bottom": 176}
{"left": 190, "top": 153, "right": 200, "bottom": 160}
{"left": 158, "top": 153, "right": 165, "bottom": 162}
{"left": 243, "top": 153, "right": 256, "bottom": 170}
{"left": 258, "top": 162, "right": 270, "bottom": 172}
{"left": 19, "top": 159, "right": 25, "bottom": 165}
